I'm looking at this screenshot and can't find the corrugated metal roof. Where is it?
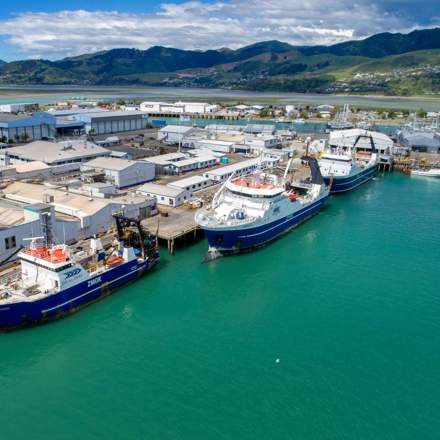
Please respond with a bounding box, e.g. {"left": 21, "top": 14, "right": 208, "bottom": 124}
{"left": 138, "top": 183, "right": 186, "bottom": 197}
{"left": 82, "top": 157, "right": 139, "bottom": 171}
{"left": 205, "top": 159, "right": 260, "bottom": 176}
{"left": 3, "top": 140, "right": 109, "bottom": 164}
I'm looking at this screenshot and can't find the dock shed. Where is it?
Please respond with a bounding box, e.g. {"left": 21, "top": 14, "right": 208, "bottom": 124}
{"left": 167, "top": 175, "right": 213, "bottom": 192}
{"left": 158, "top": 125, "right": 198, "bottom": 144}
{"left": 203, "top": 158, "right": 261, "bottom": 182}
{"left": 81, "top": 157, "right": 155, "bottom": 188}
{"left": 137, "top": 183, "right": 191, "bottom": 207}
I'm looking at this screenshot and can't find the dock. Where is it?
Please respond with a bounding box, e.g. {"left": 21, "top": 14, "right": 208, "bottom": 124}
{"left": 141, "top": 206, "right": 201, "bottom": 254}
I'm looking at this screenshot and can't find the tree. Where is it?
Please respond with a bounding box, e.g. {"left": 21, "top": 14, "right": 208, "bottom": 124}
{"left": 416, "top": 108, "right": 427, "bottom": 119}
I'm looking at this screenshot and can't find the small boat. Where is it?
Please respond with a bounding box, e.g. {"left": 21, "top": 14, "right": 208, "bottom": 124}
{"left": 0, "top": 214, "right": 159, "bottom": 330}
{"left": 195, "top": 156, "right": 329, "bottom": 256}
{"left": 293, "top": 118, "right": 306, "bottom": 124}
{"left": 411, "top": 168, "right": 440, "bottom": 178}
{"left": 319, "top": 133, "right": 378, "bottom": 194}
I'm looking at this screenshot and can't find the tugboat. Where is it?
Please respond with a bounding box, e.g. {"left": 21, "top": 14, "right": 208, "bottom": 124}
{"left": 318, "top": 133, "right": 378, "bottom": 194}
{"left": 195, "top": 156, "right": 329, "bottom": 257}
{"left": 0, "top": 214, "right": 159, "bottom": 330}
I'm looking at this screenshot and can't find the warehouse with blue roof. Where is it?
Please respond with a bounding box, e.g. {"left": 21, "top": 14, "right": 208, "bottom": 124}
{"left": 0, "top": 112, "right": 56, "bottom": 142}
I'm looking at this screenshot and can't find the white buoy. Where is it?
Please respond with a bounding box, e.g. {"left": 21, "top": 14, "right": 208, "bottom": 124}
{"left": 275, "top": 358, "right": 280, "bottom": 363}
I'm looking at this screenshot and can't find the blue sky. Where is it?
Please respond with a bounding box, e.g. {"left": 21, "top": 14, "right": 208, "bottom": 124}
{"left": 0, "top": 0, "right": 438, "bottom": 61}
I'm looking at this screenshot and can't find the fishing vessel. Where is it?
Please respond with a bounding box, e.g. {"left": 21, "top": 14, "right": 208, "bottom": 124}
{"left": 411, "top": 168, "right": 440, "bottom": 178}
{"left": 319, "top": 133, "right": 378, "bottom": 194}
{"left": 0, "top": 214, "right": 159, "bottom": 330}
{"left": 195, "top": 156, "right": 329, "bottom": 256}
{"left": 327, "top": 104, "right": 354, "bottom": 130}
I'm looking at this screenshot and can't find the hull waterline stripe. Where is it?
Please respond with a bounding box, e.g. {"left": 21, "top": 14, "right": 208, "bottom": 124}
{"left": 330, "top": 171, "right": 376, "bottom": 193}
{"left": 325, "top": 165, "right": 377, "bottom": 185}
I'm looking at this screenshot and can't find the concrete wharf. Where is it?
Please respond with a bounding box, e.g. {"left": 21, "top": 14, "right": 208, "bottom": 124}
{"left": 141, "top": 206, "right": 201, "bottom": 254}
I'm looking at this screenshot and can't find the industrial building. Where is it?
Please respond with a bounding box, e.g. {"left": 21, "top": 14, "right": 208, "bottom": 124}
{"left": 166, "top": 155, "right": 217, "bottom": 174}
{"left": 48, "top": 108, "right": 147, "bottom": 135}
{"left": 0, "top": 161, "right": 51, "bottom": 180}
{"left": 0, "top": 103, "right": 39, "bottom": 114}
{"left": 140, "top": 101, "right": 218, "bottom": 114}
{"left": 137, "top": 183, "right": 191, "bottom": 207}
{"left": 143, "top": 151, "right": 217, "bottom": 175}
{"left": 81, "top": 157, "right": 155, "bottom": 188}
{"left": 203, "top": 158, "right": 263, "bottom": 182}
{"left": 76, "top": 111, "right": 147, "bottom": 135}
{"left": 205, "top": 124, "right": 243, "bottom": 134}
{"left": 0, "top": 112, "right": 56, "bottom": 142}
{"left": 3, "top": 182, "right": 156, "bottom": 239}
{"left": 0, "top": 140, "right": 110, "bottom": 167}
{"left": 168, "top": 175, "right": 213, "bottom": 192}
{"left": 182, "top": 137, "right": 235, "bottom": 153}
{"left": 329, "top": 129, "right": 394, "bottom": 155}
{"left": 244, "top": 124, "right": 276, "bottom": 135}
{"left": 397, "top": 130, "right": 440, "bottom": 153}
{"left": 142, "top": 152, "right": 187, "bottom": 173}
{"left": 244, "top": 135, "right": 280, "bottom": 149}
{"left": 158, "top": 125, "right": 199, "bottom": 144}
{"left": 0, "top": 201, "right": 80, "bottom": 262}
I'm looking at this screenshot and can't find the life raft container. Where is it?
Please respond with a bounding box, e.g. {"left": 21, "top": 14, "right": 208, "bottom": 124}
{"left": 106, "top": 256, "right": 124, "bottom": 266}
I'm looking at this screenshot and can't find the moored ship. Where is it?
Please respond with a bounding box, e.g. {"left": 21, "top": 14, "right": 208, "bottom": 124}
{"left": 319, "top": 133, "right": 378, "bottom": 194}
{"left": 0, "top": 214, "right": 159, "bottom": 330}
{"left": 195, "top": 157, "right": 329, "bottom": 256}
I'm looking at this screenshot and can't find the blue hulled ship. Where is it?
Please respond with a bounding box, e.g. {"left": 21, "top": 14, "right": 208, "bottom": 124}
{"left": 195, "top": 157, "right": 329, "bottom": 256}
{"left": 319, "top": 133, "right": 378, "bottom": 194}
{"left": 0, "top": 215, "right": 159, "bottom": 330}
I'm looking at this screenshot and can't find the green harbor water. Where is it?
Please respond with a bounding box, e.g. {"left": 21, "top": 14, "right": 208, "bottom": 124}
{"left": 1, "top": 172, "right": 439, "bottom": 439}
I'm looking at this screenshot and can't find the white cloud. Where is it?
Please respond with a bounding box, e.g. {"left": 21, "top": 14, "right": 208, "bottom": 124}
{"left": 0, "top": 0, "right": 411, "bottom": 59}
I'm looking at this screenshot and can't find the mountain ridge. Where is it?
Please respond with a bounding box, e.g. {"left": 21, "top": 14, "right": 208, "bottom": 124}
{"left": 1, "top": 28, "right": 440, "bottom": 95}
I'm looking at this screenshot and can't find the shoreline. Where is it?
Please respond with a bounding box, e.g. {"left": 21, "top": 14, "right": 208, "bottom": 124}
{"left": 1, "top": 85, "right": 440, "bottom": 110}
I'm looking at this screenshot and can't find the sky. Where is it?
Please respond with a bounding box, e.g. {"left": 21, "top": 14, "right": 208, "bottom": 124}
{"left": 0, "top": 0, "right": 438, "bottom": 61}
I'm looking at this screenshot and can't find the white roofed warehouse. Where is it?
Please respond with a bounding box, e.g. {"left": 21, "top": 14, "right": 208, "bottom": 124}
{"left": 0, "top": 140, "right": 110, "bottom": 167}
{"left": 137, "top": 183, "right": 191, "bottom": 207}
{"left": 158, "top": 125, "right": 199, "bottom": 144}
{"left": 329, "top": 129, "right": 394, "bottom": 154}
{"left": 203, "top": 158, "right": 262, "bottom": 182}
{"left": 3, "top": 182, "right": 157, "bottom": 239}
{"left": 167, "top": 175, "right": 213, "bottom": 192}
{"left": 81, "top": 157, "right": 155, "bottom": 188}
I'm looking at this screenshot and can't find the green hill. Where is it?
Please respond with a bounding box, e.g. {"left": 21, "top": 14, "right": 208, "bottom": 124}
{"left": 1, "top": 28, "right": 440, "bottom": 94}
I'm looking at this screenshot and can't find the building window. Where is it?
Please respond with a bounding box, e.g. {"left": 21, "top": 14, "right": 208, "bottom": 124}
{"left": 5, "top": 236, "right": 16, "bottom": 250}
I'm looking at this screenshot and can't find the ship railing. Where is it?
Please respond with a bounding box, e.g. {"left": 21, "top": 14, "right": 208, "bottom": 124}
{"left": 0, "top": 270, "right": 21, "bottom": 286}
